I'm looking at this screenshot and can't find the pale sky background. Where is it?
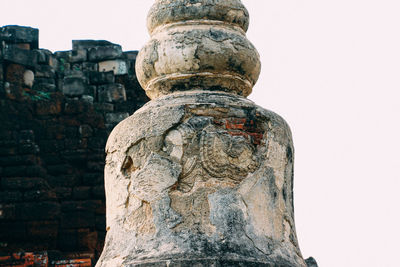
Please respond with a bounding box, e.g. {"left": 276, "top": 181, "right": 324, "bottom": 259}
{"left": 2, "top": 1, "right": 400, "bottom": 266}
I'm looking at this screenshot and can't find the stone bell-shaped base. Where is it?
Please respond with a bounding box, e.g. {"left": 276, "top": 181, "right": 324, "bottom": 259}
{"left": 97, "top": 1, "right": 309, "bottom": 266}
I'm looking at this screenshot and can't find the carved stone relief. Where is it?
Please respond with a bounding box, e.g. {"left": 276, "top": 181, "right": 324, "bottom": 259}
{"left": 121, "top": 114, "right": 264, "bottom": 195}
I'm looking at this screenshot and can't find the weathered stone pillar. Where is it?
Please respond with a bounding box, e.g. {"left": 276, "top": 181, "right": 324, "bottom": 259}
{"left": 97, "top": 1, "right": 308, "bottom": 266}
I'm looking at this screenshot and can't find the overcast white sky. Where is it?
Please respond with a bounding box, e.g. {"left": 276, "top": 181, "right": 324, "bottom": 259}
{"left": 2, "top": 1, "right": 400, "bottom": 266}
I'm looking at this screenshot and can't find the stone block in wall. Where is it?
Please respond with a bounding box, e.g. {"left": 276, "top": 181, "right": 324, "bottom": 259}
{"left": 18, "top": 129, "right": 35, "bottom": 143}
{"left": 40, "top": 153, "right": 64, "bottom": 165}
{"left": 61, "top": 150, "right": 88, "bottom": 164}
{"left": 0, "top": 154, "right": 37, "bottom": 166}
{"left": 64, "top": 99, "right": 90, "bottom": 115}
{"left": 24, "top": 189, "right": 57, "bottom": 201}
{"left": 15, "top": 202, "right": 61, "bottom": 220}
{"left": 72, "top": 40, "right": 114, "bottom": 50}
{"left": 72, "top": 187, "right": 91, "bottom": 200}
{"left": 0, "top": 130, "right": 17, "bottom": 141}
{"left": 86, "top": 161, "right": 104, "bottom": 172}
{"left": 78, "top": 112, "right": 105, "bottom": 129}
{"left": 32, "top": 82, "right": 57, "bottom": 92}
{"left": 86, "top": 85, "right": 96, "bottom": 98}
{"left": 64, "top": 69, "right": 86, "bottom": 79}
{"left": 37, "top": 49, "right": 53, "bottom": 64}
{"left": 62, "top": 138, "right": 87, "bottom": 152}
{"left": 35, "top": 96, "right": 62, "bottom": 115}
{"left": 70, "top": 49, "right": 87, "bottom": 63}
{"left": 94, "top": 103, "right": 114, "bottom": 112}
{"left": 61, "top": 200, "right": 102, "bottom": 213}
{"left": 79, "top": 124, "right": 93, "bottom": 137}
{"left": 34, "top": 65, "right": 56, "bottom": 79}
{"left": 88, "top": 45, "right": 122, "bottom": 62}
{"left": 18, "top": 143, "right": 40, "bottom": 155}
{"left": 58, "top": 229, "right": 78, "bottom": 250}
{"left": 97, "top": 83, "right": 126, "bottom": 103}
{"left": 0, "top": 26, "right": 39, "bottom": 49}
{"left": 95, "top": 215, "right": 106, "bottom": 231}
{"left": 89, "top": 71, "right": 114, "bottom": 85}
{"left": 64, "top": 138, "right": 87, "bottom": 150}
{"left": 77, "top": 229, "right": 98, "bottom": 251}
{"left": 0, "top": 82, "right": 4, "bottom": 98}
{"left": 33, "top": 77, "right": 55, "bottom": 85}
{"left": 39, "top": 140, "right": 65, "bottom": 153}
{"left": 2, "top": 165, "right": 31, "bottom": 177}
{"left": 82, "top": 173, "right": 103, "bottom": 186}
{"left": 0, "top": 221, "right": 26, "bottom": 240}
{"left": 3, "top": 45, "right": 37, "bottom": 67}
{"left": 48, "top": 54, "right": 59, "bottom": 69}
{"left": 54, "top": 187, "right": 72, "bottom": 199}
{"left": 63, "top": 77, "right": 87, "bottom": 96}
{"left": 15, "top": 43, "right": 31, "bottom": 50}
{"left": 105, "top": 112, "right": 129, "bottom": 124}
{"left": 123, "top": 50, "right": 138, "bottom": 61}
{"left": 24, "top": 165, "right": 46, "bottom": 177}
{"left": 26, "top": 221, "right": 58, "bottom": 240}
{"left": 81, "top": 62, "right": 98, "bottom": 72}
{"left": 0, "top": 204, "right": 16, "bottom": 220}
{"left": 47, "top": 174, "right": 79, "bottom": 187}
{"left": 0, "top": 145, "right": 17, "bottom": 156}
{"left": 3, "top": 82, "right": 23, "bottom": 100}
{"left": 44, "top": 123, "right": 65, "bottom": 140}
{"left": 80, "top": 95, "right": 94, "bottom": 105}
{"left": 60, "top": 211, "right": 95, "bottom": 229}
{"left": 91, "top": 185, "right": 105, "bottom": 199}
{"left": 0, "top": 62, "right": 4, "bottom": 81}
{"left": 98, "top": 59, "right": 127, "bottom": 75}
{"left": 0, "top": 191, "right": 23, "bottom": 203}
{"left": 55, "top": 50, "right": 71, "bottom": 60}
{"left": 1, "top": 177, "right": 47, "bottom": 190}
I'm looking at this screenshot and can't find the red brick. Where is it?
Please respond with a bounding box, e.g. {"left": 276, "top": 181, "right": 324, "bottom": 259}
{"left": 5, "top": 64, "right": 25, "bottom": 84}
{"left": 52, "top": 258, "right": 91, "bottom": 267}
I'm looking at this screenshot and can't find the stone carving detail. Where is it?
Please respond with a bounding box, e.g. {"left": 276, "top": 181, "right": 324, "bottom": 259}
{"left": 120, "top": 115, "right": 263, "bottom": 194}
{"left": 162, "top": 116, "right": 262, "bottom": 192}
{"left": 200, "top": 122, "right": 259, "bottom": 180}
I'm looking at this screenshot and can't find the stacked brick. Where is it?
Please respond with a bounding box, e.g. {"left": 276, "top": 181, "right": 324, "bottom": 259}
{"left": 0, "top": 25, "right": 149, "bottom": 262}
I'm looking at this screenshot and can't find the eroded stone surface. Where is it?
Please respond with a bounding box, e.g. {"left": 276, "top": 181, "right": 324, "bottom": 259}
{"left": 98, "top": 0, "right": 311, "bottom": 266}
{"left": 97, "top": 92, "right": 306, "bottom": 267}
{"left": 136, "top": 0, "right": 261, "bottom": 99}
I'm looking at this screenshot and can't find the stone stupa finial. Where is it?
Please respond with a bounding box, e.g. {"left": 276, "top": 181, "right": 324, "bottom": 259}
{"left": 97, "top": 1, "right": 315, "bottom": 266}
{"left": 136, "top": 0, "right": 261, "bottom": 99}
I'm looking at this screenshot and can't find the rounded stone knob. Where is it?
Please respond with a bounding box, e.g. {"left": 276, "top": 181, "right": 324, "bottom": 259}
{"left": 136, "top": 0, "right": 261, "bottom": 99}
{"left": 147, "top": 0, "right": 250, "bottom": 33}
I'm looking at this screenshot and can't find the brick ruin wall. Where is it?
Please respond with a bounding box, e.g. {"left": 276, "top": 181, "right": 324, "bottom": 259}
{"left": 0, "top": 25, "right": 150, "bottom": 263}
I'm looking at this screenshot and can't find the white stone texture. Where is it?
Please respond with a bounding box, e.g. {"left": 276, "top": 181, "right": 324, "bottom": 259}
{"left": 99, "top": 60, "right": 128, "bottom": 75}
{"left": 23, "top": 70, "right": 34, "bottom": 88}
